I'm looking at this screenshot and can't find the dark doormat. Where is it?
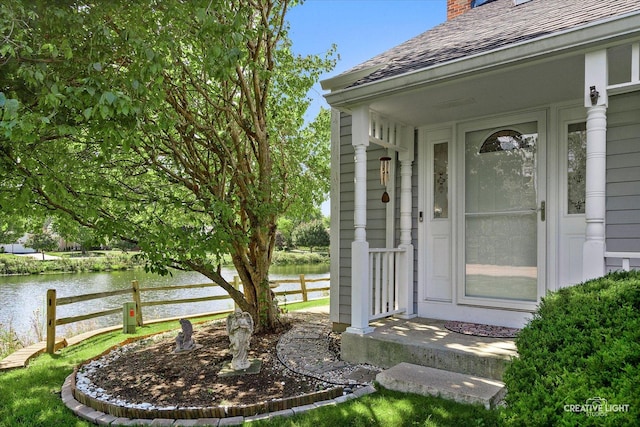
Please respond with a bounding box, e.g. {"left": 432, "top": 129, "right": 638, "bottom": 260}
{"left": 444, "top": 321, "right": 520, "bottom": 338}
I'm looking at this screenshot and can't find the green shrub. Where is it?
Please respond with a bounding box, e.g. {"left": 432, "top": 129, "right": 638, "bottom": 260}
{"left": 503, "top": 271, "right": 640, "bottom": 426}
{"left": 0, "top": 252, "right": 145, "bottom": 275}
{"left": 0, "top": 322, "right": 22, "bottom": 359}
{"left": 0, "top": 255, "right": 41, "bottom": 274}
{"left": 271, "top": 251, "right": 328, "bottom": 265}
{"left": 292, "top": 220, "right": 329, "bottom": 252}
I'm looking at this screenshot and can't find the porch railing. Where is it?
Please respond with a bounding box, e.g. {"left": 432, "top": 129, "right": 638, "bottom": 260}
{"left": 605, "top": 251, "right": 640, "bottom": 272}
{"left": 369, "top": 248, "right": 405, "bottom": 320}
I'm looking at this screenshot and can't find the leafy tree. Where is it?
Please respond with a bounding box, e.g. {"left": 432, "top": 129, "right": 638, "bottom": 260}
{"left": 322, "top": 215, "right": 330, "bottom": 229}
{"left": 276, "top": 217, "right": 294, "bottom": 250}
{"left": 25, "top": 232, "right": 57, "bottom": 260}
{"left": 0, "top": 213, "right": 32, "bottom": 253}
{"left": 285, "top": 107, "right": 331, "bottom": 222}
{"left": 0, "top": 0, "right": 334, "bottom": 331}
{"left": 0, "top": 219, "right": 25, "bottom": 245}
{"left": 52, "top": 220, "right": 98, "bottom": 253}
{"left": 292, "top": 220, "right": 329, "bottom": 252}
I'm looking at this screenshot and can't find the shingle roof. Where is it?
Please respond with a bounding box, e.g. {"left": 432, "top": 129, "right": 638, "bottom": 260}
{"left": 341, "top": 0, "right": 640, "bottom": 87}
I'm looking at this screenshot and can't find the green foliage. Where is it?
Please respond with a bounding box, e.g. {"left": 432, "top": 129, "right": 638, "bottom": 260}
{"left": 503, "top": 271, "right": 640, "bottom": 426}
{"left": 251, "top": 386, "right": 501, "bottom": 427}
{"left": 0, "top": 0, "right": 336, "bottom": 330}
{"left": 0, "top": 322, "right": 22, "bottom": 359}
{"left": 283, "top": 107, "right": 332, "bottom": 221}
{"left": 0, "top": 218, "right": 25, "bottom": 245}
{"left": 0, "top": 252, "right": 143, "bottom": 275}
{"left": 271, "top": 250, "right": 328, "bottom": 265}
{"left": 24, "top": 231, "right": 57, "bottom": 256}
{"left": 276, "top": 217, "right": 295, "bottom": 249}
{"left": 292, "top": 220, "right": 329, "bottom": 252}
{"left": 52, "top": 219, "right": 99, "bottom": 253}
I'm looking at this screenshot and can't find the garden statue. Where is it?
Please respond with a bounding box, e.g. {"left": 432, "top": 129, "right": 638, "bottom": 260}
{"left": 174, "top": 318, "right": 196, "bottom": 352}
{"left": 226, "top": 309, "right": 254, "bottom": 370}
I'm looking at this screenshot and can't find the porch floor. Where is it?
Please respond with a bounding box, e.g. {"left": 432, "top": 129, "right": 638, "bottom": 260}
{"left": 341, "top": 317, "right": 518, "bottom": 381}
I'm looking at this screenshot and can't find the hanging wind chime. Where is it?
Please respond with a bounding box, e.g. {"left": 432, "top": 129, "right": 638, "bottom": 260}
{"left": 380, "top": 156, "right": 391, "bottom": 203}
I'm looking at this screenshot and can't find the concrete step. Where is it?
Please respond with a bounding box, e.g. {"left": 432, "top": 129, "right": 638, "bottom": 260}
{"left": 376, "top": 362, "right": 506, "bottom": 409}
{"left": 341, "top": 317, "right": 516, "bottom": 380}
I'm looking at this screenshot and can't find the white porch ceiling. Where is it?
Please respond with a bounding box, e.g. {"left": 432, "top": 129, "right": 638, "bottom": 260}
{"left": 367, "top": 54, "right": 586, "bottom": 128}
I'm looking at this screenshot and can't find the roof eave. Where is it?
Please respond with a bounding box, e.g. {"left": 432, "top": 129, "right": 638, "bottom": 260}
{"left": 320, "top": 65, "right": 384, "bottom": 91}
{"left": 323, "top": 11, "right": 640, "bottom": 109}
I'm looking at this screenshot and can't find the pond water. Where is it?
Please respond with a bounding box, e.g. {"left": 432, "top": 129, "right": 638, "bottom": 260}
{"left": 0, "top": 264, "right": 329, "bottom": 340}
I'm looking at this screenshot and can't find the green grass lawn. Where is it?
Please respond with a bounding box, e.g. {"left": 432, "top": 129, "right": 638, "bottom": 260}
{"left": 0, "top": 298, "right": 502, "bottom": 426}
{"left": 251, "top": 388, "right": 501, "bottom": 427}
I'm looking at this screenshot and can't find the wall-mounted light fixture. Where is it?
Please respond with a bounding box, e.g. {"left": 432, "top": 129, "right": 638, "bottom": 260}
{"left": 590, "top": 85, "right": 599, "bottom": 105}
{"left": 380, "top": 156, "right": 391, "bottom": 203}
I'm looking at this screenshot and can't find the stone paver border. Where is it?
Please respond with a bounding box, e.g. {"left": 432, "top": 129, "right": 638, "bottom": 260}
{"left": 63, "top": 373, "right": 376, "bottom": 426}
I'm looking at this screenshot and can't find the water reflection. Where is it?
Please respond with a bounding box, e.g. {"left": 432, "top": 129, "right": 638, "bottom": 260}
{"left": 0, "top": 264, "right": 329, "bottom": 339}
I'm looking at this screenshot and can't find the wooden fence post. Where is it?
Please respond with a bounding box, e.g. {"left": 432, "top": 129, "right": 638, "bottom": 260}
{"left": 46, "top": 289, "right": 56, "bottom": 354}
{"left": 299, "top": 274, "right": 308, "bottom": 302}
{"left": 132, "top": 280, "right": 144, "bottom": 326}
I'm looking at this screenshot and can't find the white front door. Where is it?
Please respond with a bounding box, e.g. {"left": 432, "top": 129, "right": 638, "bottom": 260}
{"left": 459, "top": 114, "right": 546, "bottom": 310}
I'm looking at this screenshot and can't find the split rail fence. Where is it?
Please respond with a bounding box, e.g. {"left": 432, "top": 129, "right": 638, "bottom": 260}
{"left": 45, "top": 274, "right": 329, "bottom": 354}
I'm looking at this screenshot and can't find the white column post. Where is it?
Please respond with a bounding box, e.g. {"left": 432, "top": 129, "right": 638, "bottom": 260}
{"left": 347, "top": 105, "right": 373, "bottom": 335}
{"left": 396, "top": 126, "right": 416, "bottom": 319}
{"left": 583, "top": 50, "right": 608, "bottom": 281}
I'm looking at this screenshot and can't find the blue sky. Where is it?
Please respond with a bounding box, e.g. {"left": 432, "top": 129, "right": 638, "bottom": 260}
{"left": 287, "top": 0, "right": 447, "bottom": 119}
{"left": 286, "top": 0, "right": 447, "bottom": 215}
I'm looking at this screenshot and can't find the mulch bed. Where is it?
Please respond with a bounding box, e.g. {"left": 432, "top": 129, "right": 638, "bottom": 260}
{"left": 84, "top": 319, "right": 330, "bottom": 407}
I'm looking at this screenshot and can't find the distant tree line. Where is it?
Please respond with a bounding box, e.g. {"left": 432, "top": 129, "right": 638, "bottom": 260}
{"left": 276, "top": 214, "right": 329, "bottom": 252}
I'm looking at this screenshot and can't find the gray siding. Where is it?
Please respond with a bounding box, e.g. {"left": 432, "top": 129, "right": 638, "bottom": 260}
{"left": 338, "top": 113, "right": 353, "bottom": 325}
{"left": 606, "top": 91, "right": 640, "bottom": 268}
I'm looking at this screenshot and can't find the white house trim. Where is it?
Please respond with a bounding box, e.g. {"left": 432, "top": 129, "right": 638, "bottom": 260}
{"left": 582, "top": 104, "right": 608, "bottom": 281}
{"left": 582, "top": 49, "right": 608, "bottom": 281}
{"left": 346, "top": 105, "right": 373, "bottom": 335}
{"left": 418, "top": 125, "right": 455, "bottom": 304}
{"left": 554, "top": 103, "right": 589, "bottom": 290}
{"left": 396, "top": 125, "right": 416, "bottom": 319}
{"left": 607, "top": 42, "right": 640, "bottom": 95}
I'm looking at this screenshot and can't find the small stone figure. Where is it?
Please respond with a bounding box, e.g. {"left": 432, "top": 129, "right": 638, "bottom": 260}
{"left": 226, "top": 309, "right": 254, "bottom": 370}
{"left": 174, "top": 319, "right": 196, "bottom": 352}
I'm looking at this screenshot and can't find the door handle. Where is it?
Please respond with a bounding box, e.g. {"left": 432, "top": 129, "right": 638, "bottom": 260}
{"left": 539, "top": 201, "right": 545, "bottom": 222}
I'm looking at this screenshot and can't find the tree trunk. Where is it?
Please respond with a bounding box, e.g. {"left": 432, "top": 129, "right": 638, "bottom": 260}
{"left": 233, "top": 262, "right": 278, "bottom": 333}
{"left": 187, "top": 242, "right": 278, "bottom": 333}
{"left": 228, "top": 225, "right": 279, "bottom": 332}
{"left": 256, "top": 277, "right": 278, "bottom": 330}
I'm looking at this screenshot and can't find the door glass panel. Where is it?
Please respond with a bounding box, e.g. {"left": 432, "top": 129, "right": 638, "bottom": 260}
{"left": 465, "top": 122, "right": 538, "bottom": 302}
{"left": 567, "top": 122, "right": 587, "bottom": 214}
{"left": 433, "top": 142, "right": 449, "bottom": 218}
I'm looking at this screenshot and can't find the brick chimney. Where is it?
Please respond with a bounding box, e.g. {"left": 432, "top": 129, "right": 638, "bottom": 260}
{"left": 447, "top": 0, "right": 472, "bottom": 20}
